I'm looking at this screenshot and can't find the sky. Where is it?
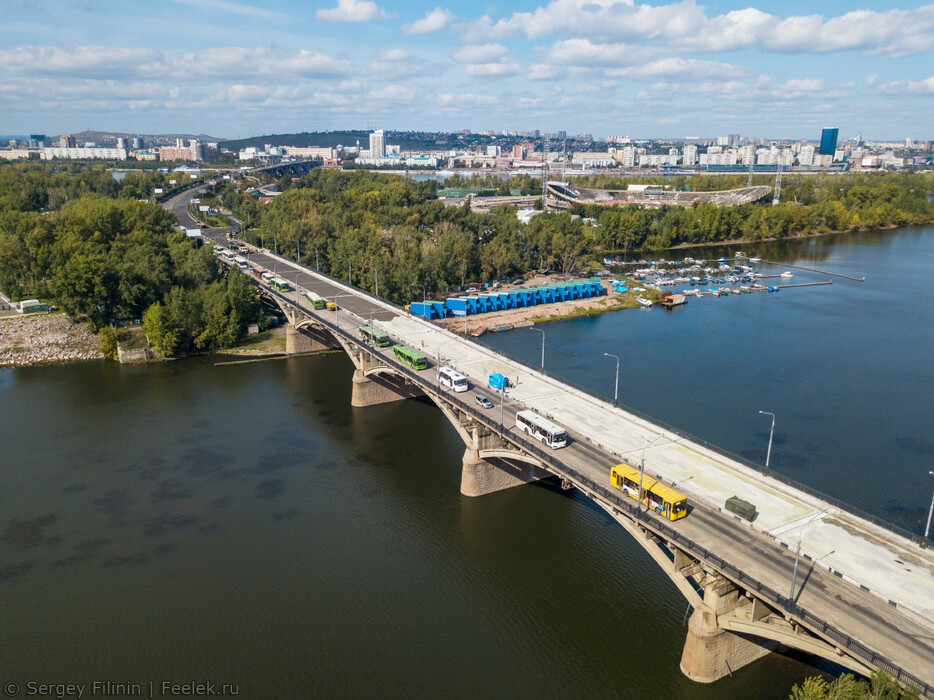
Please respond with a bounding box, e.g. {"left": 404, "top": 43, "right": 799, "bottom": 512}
{"left": 1, "top": 0, "right": 932, "bottom": 141}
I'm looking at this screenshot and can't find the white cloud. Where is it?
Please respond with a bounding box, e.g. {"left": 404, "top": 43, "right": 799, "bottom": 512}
{"left": 404, "top": 6, "right": 453, "bottom": 35}
{"left": 465, "top": 61, "right": 521, "bottom": 77}
{"left": 437, "top": 92, "right": 499, "bottom": 105}
{"left": 547, "top": 38, "right": 656, "bottom": 66}
{"left": 607, "top": 57, "right": 740, "bottom": 81}
{"left": 879, "top": 76, "right": 934, "bottom": 95}
{"left": 0, "top": 45, "right": 159, "bottom": 78}
{"left": 462, "top": 1, "right": 934, "bottom": 57}
{"left": 527, "top": 63, "right": 560, "bottom": 80}
{"left": 452, "top": 44, "right": 508, "bottom": 64}
{"left": 0, "top": 45, "right": 353, "bottom": 80}
{"left": 368, "top": 84, "right": 415, "bottom": 101}
{"left": 316, "top": 0, "right": 389, "bottom": 23}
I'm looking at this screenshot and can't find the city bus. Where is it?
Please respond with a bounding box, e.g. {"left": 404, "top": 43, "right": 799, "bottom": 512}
{"left": 305, "top": 291, "right": 326, "bottom": 310}
{"left": 250, "top": 264, "right": 267, "bottom": 281}
{"left": 516, "top": 410, "right": 567, "bottom": 449}
{"left": 438, "top": 366, "right": 468, "bottom": 392}
{"left": 392, "top": 345, "right": 430, "bottom": 370}
{"left": 610, "top": 462, "right": 688, "bottom": 521}
{"left": 273, "top": 278, "right": 292, "bottom": 292}
{"left": 359, "top": 324, "right": 391, "bottom": 347}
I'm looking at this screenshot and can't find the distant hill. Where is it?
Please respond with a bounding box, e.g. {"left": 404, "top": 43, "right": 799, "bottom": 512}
{"left": 67, "top": 130, "right": 225, "bottom": 144}
{"left": 220, "top": 131, "right": 371, "bottom": 151}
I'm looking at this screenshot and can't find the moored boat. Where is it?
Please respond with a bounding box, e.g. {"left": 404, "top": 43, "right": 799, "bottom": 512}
{"left": 471, "top": 326, "right": 488, "bottom": 337}
{"left": 636, "top": 297, "right": 653, "bottom": 307}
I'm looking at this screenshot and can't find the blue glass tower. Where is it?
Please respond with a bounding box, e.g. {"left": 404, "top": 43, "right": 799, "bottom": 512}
{"left": 819, "top": 127, "right": 839, "bottom": 156}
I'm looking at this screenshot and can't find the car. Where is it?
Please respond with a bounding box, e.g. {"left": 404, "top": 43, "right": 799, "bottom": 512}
{"left": 475, "top": 394, "right": 493, "bottom": 409}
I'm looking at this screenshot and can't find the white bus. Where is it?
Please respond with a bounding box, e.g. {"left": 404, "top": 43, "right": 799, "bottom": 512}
{"left": 233, "top": 255, "right": 249, "bottom": 270}
{"left": 516, "top": 410, "right": 568, "bottom": 449}
{"left": 438, "top": 366, "right": 469, "bottom": 393}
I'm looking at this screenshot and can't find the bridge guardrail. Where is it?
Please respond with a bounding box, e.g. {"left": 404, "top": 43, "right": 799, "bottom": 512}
{"left": 455, "top": 336, "right": 929, "bottom": 548}
{"left": 265, "top": 284, "right": 934, "bottom": 699}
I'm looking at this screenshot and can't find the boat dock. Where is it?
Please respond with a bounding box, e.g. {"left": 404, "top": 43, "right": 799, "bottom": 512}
{"left": 775, "top": 280, "right": 834, "bottom": 290}
{"left": 760, "top": 260, "right": 866, "bottom": 282}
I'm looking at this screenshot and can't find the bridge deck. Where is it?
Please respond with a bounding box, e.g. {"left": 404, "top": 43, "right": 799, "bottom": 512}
{"left": 192, "top": 216, "right": 934, "bottom": 692}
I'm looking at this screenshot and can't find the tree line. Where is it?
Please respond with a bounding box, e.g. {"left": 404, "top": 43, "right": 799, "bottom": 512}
{"left": 221, "top": 168, "right": 934, "bottom": 305}
{"left": 0, "top": 164, "right": 264, "bottom": 357}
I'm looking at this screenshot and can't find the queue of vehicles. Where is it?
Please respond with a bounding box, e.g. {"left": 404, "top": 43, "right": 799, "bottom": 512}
{"left": 209, "top": 240, "right": 689, "bottom": 523}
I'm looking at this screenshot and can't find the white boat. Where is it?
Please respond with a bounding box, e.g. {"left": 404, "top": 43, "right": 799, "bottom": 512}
{"left": 749, "top": 257, "right": 761, "bottom": 263}
{"left": 636, "top": 297, "right": 653, "bottom": 307}
{"left": 780, "top": 271, "right": 794, "bottom": 278}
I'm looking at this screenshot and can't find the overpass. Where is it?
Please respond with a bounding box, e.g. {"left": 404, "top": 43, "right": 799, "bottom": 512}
{"left": 171, "top": 201, "right": 934, "bottom": 693}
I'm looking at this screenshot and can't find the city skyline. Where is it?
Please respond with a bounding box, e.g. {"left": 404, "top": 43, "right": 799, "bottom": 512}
{"left": 0, "top": 0, "right": 932, "bottom": 140}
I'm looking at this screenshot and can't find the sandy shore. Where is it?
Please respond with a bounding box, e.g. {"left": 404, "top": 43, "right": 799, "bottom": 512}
{"left": 0, "top": 313, "right": 102, "bottom": 367}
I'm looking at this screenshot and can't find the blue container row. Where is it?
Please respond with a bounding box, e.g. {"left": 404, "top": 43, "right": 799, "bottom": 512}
{"left": 408, "top": 280, "right": 606, "bottom": 320}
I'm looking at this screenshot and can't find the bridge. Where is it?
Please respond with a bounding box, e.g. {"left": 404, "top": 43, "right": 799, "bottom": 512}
{"left": 247, "top": 159, "right": 320, "bottom": 179}
{"left": 165, "top": 183, "right": 934, "bottom": 693}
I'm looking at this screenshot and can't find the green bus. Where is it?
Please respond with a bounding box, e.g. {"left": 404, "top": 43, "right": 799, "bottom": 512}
{"left": 305, "top": 291, "right": 326, "bottom": 310}
{"left": 360, "top": 324, "right": 391, "bottom": 347}
{"left": 273, "top": 278, "right": 292, "bottom": 292}
{"left": 393, "top": 344, "right": 430, "bottom": 370}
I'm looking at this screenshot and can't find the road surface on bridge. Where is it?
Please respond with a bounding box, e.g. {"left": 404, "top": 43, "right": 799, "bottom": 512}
{"left": 172, "top": 197, "right": 934, "bottom": 689}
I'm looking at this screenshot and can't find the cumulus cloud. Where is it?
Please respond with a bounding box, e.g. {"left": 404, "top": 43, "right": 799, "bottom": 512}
{"left": 452, "top": 44, "right": 508, "bottom": 63}
{"left": 0, "top": 45, "right": 352, "bottom": 80}
{"left": 879, "top": 76, "right": 934, "bottom": 95}
{"left": 606, "top": 57, "right": 741, "bottom": 81}
{"left": 316, "top": 0, "right": 389, "bottom": 23}
{"left": 368, "top": 84, "right": 415, "bottom": 101}
{"left": 527, "top": 63, "right": 560, "bottom": 80}
{"left": 461, "top": 1, "right": 934, "bottom": 57}
{"left": 438, "top": 92, "right": 499, "bottom": 105}
{"left": 404, "top": 6, "right": 453, "bottom": 34}
{"left": 465, "top": 61, "right": 521, "bottom": 77}
{"left": 0, "top": 45, "right": 159, "bottom": 78}
{"left": 547, "top": 38, "right": 656, "bottom": 66}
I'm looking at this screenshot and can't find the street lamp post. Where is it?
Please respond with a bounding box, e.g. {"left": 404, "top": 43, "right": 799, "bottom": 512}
{"left": 790, "top": 531, "right": 803, "bottom": 600}
{"left": 638, "top": 434, "right": 664, "bottom": 514}
{"left": 759, "top": 410, "right": 776, "bottom": 469}
{"left": 528, "top": 327, "right": 544, "bottom": 369}
{"left": 603, "top": 352, "right": 619, "bottom": 404}
{"left": 925, "top": 471, "right": 934, "bottom": 539}
{"left": 500, "top": 384, "right": 506, "bottom": 426}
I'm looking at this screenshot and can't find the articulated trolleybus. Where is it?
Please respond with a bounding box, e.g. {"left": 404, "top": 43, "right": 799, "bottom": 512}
{"left": 516, "top": 410, "right": 567, "bottom": 449}
{"left": 610, "top": 463, "right": 688, "bottom": 521}
{"left": 393, "top": 345, "right": 430, "bottom": 371}
{"left": 438, "top": 366, "right": 468, "bottom": 392}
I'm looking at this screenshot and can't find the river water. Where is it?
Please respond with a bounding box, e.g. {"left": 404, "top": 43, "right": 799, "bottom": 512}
{"left": 1, "top": 226, "right": 932, "bottom": 698}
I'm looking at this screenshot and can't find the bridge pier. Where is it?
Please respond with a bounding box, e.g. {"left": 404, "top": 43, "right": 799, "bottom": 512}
{"left": 680, "top": 580, "right": 777, "bottom": 683}
{"left": 286, "top": 324, "right": 334, "bottom": 355}
{"left": 459, "top": 427, "right": 549, "bottom": 497}
{"left": 351, "top": 368, "right": 423, "bottom": 407}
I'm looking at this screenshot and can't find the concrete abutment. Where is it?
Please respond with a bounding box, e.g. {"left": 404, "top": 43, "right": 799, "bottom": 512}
{"left": 460, "top": 447, "right": 549, "bottom": 497}
{"left": 680, "top": 583, "right": 777, "bottom": 683}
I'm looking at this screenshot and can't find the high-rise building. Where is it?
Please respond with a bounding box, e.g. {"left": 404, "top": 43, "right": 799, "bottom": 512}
{"left": 60, "top": 134, "right": 76, "bottom": 148}
{"left": 682, "top": 144, "right": 697, "bottom": 166}
{"left": 819, "top": 127, "right": 839, "bottom": 156}
{"left": 368, "top": 129, "right": 385, "bottom": 159}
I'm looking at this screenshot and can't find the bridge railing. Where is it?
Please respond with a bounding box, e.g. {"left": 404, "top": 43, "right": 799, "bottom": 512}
{"left": 263, "top": 283, "right": 934, "bottom": 699}
{"left": 451, "top": 335, "right": 929, "bottom": 548}
{"left": 268, "top": 264, "right": 928, "bottom": 547}
{"left": 258, "top": 282, "right": 934, "bottom": 700}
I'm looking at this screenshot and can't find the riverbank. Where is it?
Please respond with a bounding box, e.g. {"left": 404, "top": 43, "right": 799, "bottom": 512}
{"left": 0, "top": 313, "right": 102, "bottom": 367}
{"left": 436, "top": 278, "right": 656, "bottom": 334}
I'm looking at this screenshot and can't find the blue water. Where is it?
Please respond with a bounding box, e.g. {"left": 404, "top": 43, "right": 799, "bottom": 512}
{"left": 480, "top": 226, "right": 934, "bottom": 534}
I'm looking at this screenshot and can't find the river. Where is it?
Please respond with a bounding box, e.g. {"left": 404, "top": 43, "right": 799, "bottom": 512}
{"left": 1, "top": 225, "right": 932, "bottom": 698}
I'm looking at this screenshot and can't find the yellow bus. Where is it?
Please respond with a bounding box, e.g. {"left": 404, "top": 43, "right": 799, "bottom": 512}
{"left": 610, "top": 463, "right": 688, "bottom": 521}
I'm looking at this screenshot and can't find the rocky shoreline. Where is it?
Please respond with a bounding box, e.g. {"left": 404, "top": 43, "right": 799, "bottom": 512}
{"left": 0, "top": 313, "right": 102, "bottom": 368}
